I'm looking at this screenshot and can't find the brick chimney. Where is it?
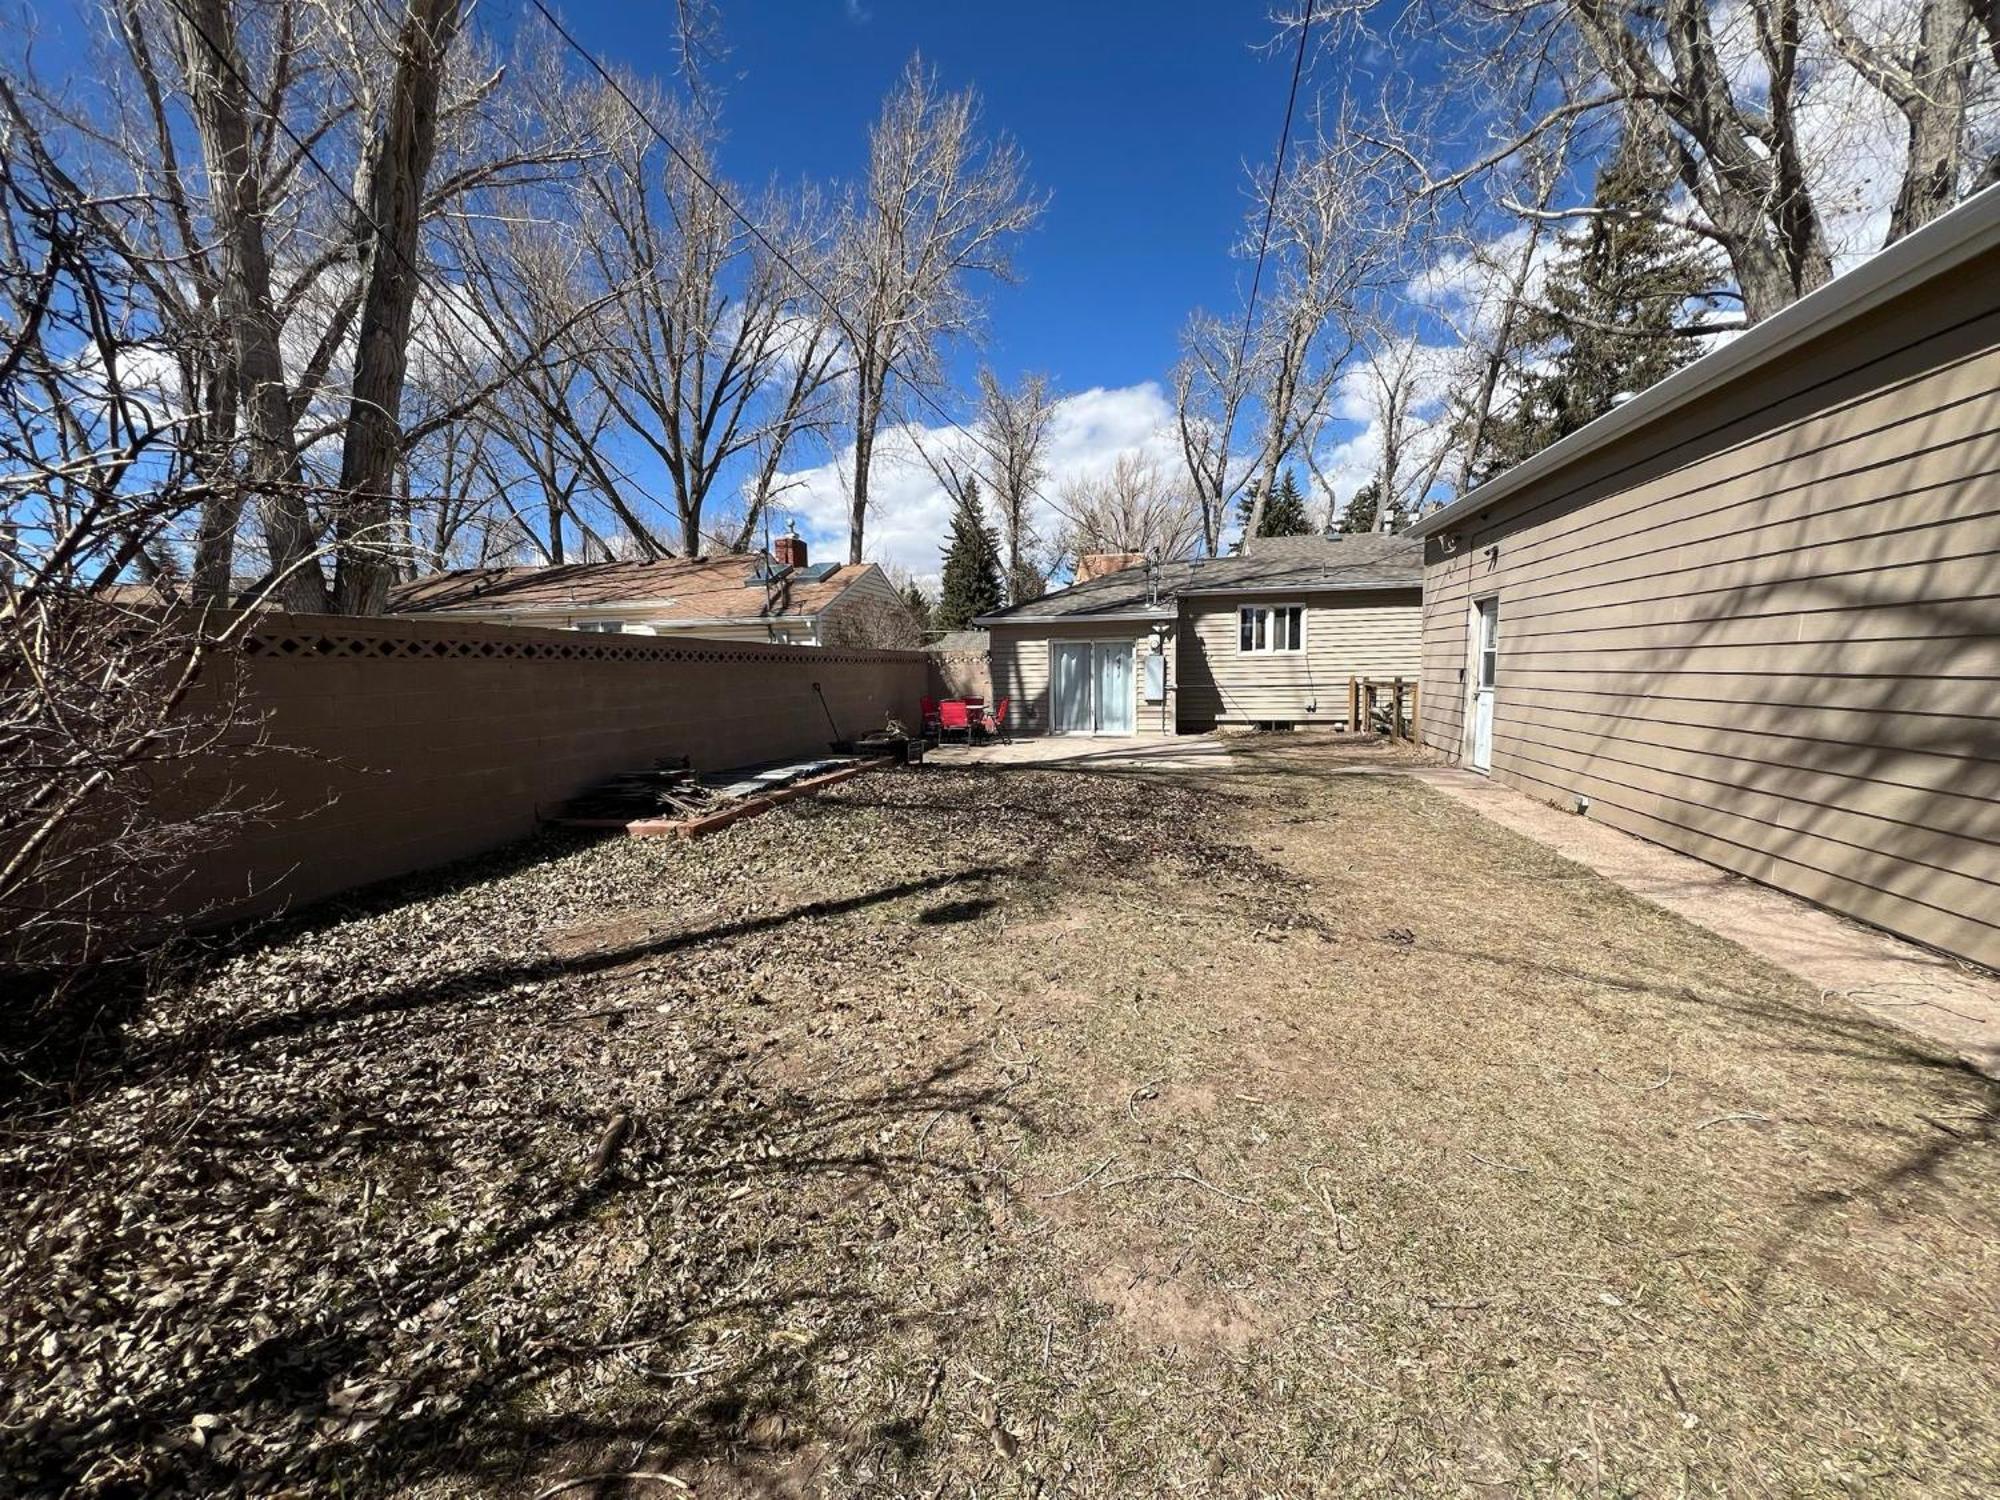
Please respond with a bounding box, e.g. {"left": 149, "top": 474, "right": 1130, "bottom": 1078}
{"left": 1076, "top": 551, "right": 1147, "bottom": 582}
{"left": 773, "top": 521, "right": 807, "bottom": 569}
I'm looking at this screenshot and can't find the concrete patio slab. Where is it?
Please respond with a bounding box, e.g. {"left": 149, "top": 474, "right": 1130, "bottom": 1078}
{"left": 925, "top": 735, "right": 1236, "bottom": 773}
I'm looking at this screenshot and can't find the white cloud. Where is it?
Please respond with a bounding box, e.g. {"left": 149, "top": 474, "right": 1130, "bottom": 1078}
{"left": 767, "top": 381, "right": 1187, "bottom": 587}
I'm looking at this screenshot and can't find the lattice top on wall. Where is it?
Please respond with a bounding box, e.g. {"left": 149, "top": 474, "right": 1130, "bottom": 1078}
{"left": 240, "top": 624, "right": 917, "bottom": 668}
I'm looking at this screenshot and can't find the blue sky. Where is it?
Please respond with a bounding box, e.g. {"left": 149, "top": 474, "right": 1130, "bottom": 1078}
{"left": 544, "top": 0, "right": 1296, "bottom": 397}
{"left": 521, "top": 0, "right": 1338, "bottom": 578}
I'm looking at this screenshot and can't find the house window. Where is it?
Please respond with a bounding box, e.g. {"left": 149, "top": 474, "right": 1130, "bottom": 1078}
{"left": 1238, "top": 605, "right": 1303, "bottom": 653}
{"left": 576, "top": 620, "right": 624, "bottom": 634}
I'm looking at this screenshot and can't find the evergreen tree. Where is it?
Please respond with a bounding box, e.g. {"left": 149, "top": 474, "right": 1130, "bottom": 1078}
{"left": 1338, "top": 479, "right": 1409, "bottom": 535}
{"left": 1477, "top": 125, "right": 1724, "bottom": 479}
{"left": 1339, "top": 480, "right": 1380, "bottom": 534}
{"left": 899, "top": 578, "right": 934, "bottom": 635}
{"left": 1234, "top": 469, "right": 1314, "bottom": 545}
{"left": 1006, "top": 559, "right": 1046, "bottom": 606}
{"left": 935, "top": 477, "right": 1004, "bottom": 631}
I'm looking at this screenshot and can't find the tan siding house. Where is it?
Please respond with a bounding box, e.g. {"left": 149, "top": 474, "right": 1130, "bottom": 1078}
{"left": 1411, "top": 184, "right": 2000, "bottom": 970}
{"left": 990, "top": 618, "right": 1179, "bottom": 738}
{"left": 979, "top": 536, "right": 1423, "bottom": 736}
{"left": 1179, "top": 594, "right": 1421, "bottom": 728}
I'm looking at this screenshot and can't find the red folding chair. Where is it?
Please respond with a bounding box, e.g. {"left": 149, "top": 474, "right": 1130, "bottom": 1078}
{"left": 938, "top": 699, "right": 971, "bottom": 744}
{"left": 920, "top": 697, "right": 940, "bottom": 738}
{"left": 979, "top": 697, "right": 1011, "bottom": 743}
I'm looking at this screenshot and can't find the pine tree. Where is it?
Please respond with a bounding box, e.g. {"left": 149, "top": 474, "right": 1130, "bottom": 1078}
{"left": 1477, "top": 125, "right": 1724, "bottom": 479}
{"left": 1339, "top": 480, "right": 1380, "bottom": 534}
{"left": 1234, "top": 469, "right": 1314, "bottom": 544}
{"left": 899, "top": 579, "right": 934, "bottom": 634}
{"left": 1007, "top": 559, "right": 1046, "bottom": 606}
{"left": 935, "top": 477, "right": 1004, "bottom": 632}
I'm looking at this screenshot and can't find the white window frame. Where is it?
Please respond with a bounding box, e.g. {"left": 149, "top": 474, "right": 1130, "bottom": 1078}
{"left": 575, "top": 619, "right": 625, "bottom": 634}
{"left": 1237, "top": 603, "right": 1304, "bottom": 654}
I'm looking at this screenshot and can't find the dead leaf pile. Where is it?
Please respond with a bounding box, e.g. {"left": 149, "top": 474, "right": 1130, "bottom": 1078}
{"left": 0, "top": 765, "right": 1261, "bottom": 1496}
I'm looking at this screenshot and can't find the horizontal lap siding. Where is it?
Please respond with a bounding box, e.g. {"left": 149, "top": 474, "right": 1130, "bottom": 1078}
{"left": 1179, "top": 592, "right": 1422, "bottom": 726}
{"left": 1418, "top": 252, "right": 2000, "bottom": 968}
{"left": 988, "top": 622, "right": 1174, "bottom": 736}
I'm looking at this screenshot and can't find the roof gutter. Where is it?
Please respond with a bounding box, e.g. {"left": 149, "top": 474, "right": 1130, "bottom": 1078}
{"left": 1409, "top": 181, "right": 2000, "bottom": 540}
{"left": 972, "top": 608, "right": 1173, "bottom": 626}
{"left": 1176, "top": 578, "right": 1420, "bottom": 597}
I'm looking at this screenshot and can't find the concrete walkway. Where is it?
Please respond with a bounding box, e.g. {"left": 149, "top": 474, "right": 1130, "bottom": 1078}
{"left": 926, "top": 735, "right": 1236, "bottom": 773}
{"left": 1389, "top": 764, "right": 2000, "bottom": 1077}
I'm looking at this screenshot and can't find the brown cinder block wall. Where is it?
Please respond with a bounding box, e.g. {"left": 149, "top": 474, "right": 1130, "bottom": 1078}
{"left": 164, "top": 614, "right": 925, "bottom": 924}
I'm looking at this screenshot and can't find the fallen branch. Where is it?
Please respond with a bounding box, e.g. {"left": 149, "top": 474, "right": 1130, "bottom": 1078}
{"left": 1127, "top": 1078, "right": 1163, "bottom": 1121}
{"left": 532, "top": 1473, "right": 691, "bottom": 1499}
{"left": 1095, "top": 1166, "right": 1268, "bottom": 1214}
{"left": 589, "top": 1110, "right": 635, "bottom": 1178}
{"left": 1694, "top": 1112, "right": 1768, "bottom": 1131}
{"left": 1038, "top": 1155, "right": 1117, "bottom": 1200}
{"left": 1464, "top": 1150, "right": 1531, "bottom": 1176}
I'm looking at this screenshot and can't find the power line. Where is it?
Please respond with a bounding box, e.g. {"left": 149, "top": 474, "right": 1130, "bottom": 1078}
{"left": 162, "top": 0, "right": 677, "bottom": 538}
{"left": 1233, "top": 0, "right": 1316, "bottom": 380}
{"left": 1218, "top": 0, "right": 1316, "bottom": 545}
{"left": 517, "top": 0, "right": 1083, "bottom": 532}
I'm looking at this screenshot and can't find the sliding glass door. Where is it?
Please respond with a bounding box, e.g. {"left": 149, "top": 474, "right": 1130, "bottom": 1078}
{"left": 1095, "top": 643, "right": 1133, "bottom": 734}
{"left": 1052, "top": 642, "right": 1093, "bottom": 733}
{"left": 1050, "top": 641, "right": 1134, "bottom": 734}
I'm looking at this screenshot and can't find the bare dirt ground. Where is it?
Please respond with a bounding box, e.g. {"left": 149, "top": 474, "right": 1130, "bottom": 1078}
{"left": 4, "top": 736, "right": 1996, "bottom": 1497}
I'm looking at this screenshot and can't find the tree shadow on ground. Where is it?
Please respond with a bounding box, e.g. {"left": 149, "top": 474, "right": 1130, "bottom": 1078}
{"left": 8, "top": 1029, "right": 1030, "bottom": 1497}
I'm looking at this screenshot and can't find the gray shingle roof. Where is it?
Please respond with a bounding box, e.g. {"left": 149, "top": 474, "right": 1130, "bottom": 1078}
{"left": 976, "top": 534, "right": 1421, "bottom": 624}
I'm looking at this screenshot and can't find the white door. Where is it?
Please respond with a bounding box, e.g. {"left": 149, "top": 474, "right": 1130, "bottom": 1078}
{"left": 1052, "top": 642, "right": 1093, "bottom": 733}
{"left": 1470, "top": 598, "right": 1498, "bottom": 772}
{"left": 1095, "top": 643, "right": 1134, "bottom": 734}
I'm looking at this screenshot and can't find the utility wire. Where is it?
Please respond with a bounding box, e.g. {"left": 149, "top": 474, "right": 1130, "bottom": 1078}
{"left": 1234, "top": 0, "right": 1316, "bottom": 378}
{"left": 1219, "top": 0, "right": 1316, "bottom": 542}
{"left": 162, "top": 0, "right": 677, "bottom": 538}
{"left": 518, "top": 0, "right": 1084, "bottom": 532}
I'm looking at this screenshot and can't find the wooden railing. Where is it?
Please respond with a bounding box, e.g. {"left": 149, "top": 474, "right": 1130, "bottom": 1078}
{"left": 1349, "top": 676, "right": 1420, "bottom": 743}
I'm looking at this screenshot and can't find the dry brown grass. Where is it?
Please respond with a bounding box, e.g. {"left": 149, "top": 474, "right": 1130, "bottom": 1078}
{"left": 5, "top": 737, "right": 1995, "bottom": 1497}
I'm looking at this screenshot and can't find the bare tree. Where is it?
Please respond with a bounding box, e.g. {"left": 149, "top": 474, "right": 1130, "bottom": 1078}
{"left": 571, "top": 79, "right": 845, "bottom": 556}
{"left": 1811, "top": 0, "right": 1986, "bottom": 237}
{"left": 0, "top": 141, "right": 272, "bottom": 973}
{"left": 1172, "top": 310, "right": 1254, "bottom": 557}
{"left": 1344, "top": 326, "right": 1458, "bottom": 532}
{"left": 835, "top": 57, "right": 1042, "bottom": 565}
{"left": 1060, "top": 452, "right": 1202, "bottom": 560}
{"left": 1239, "top": 126, "right": 1383, "bottom": 538}
{"left": 973, "top": 367, "right": 1055, "bottom": 600}
{"left": 328, "top": 0, "right": 468, "bottom": 614}
{"left": 1314, "top": 0, "right": 1998, "bottom": 326}
{"left": 3, "top": 1, "right": 592, "bottom": 610}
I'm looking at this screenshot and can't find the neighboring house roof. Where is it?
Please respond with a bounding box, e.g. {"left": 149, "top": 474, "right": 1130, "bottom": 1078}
{"left": 974, "top": 534, "right": 1422, "bottom": 625}
{"left": 927, "top": 630, "right": 991, "bottom": 653}
{"left": 388, "top": 555, "right": 874, "bottom": 625}
{"left": 1410, "top": 179, "right": 2000, "bottom": 541}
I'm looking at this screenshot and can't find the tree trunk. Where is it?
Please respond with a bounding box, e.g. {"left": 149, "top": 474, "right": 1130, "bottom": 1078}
{"left": 174, "top": 0, "right": 323, "bottom": 610}
{"left": 330, "top": 0, "right": 466, "bottom": 615}
{"left": 848, "top": 371, "right": 879, "bottom": 565}
{"left": 1889, "top": 0, "right": 1976, "bottom": 241}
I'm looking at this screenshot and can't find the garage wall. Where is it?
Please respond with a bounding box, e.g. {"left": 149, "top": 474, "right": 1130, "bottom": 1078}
{"left": 1178, "top": 590, "right": 1422, "bottom": 728}
{"left": 988, "top": 621, "right": 1176, "bottom": 736}
{"left": 1419, "top": 245, "right": 2000, "bottom": 968}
